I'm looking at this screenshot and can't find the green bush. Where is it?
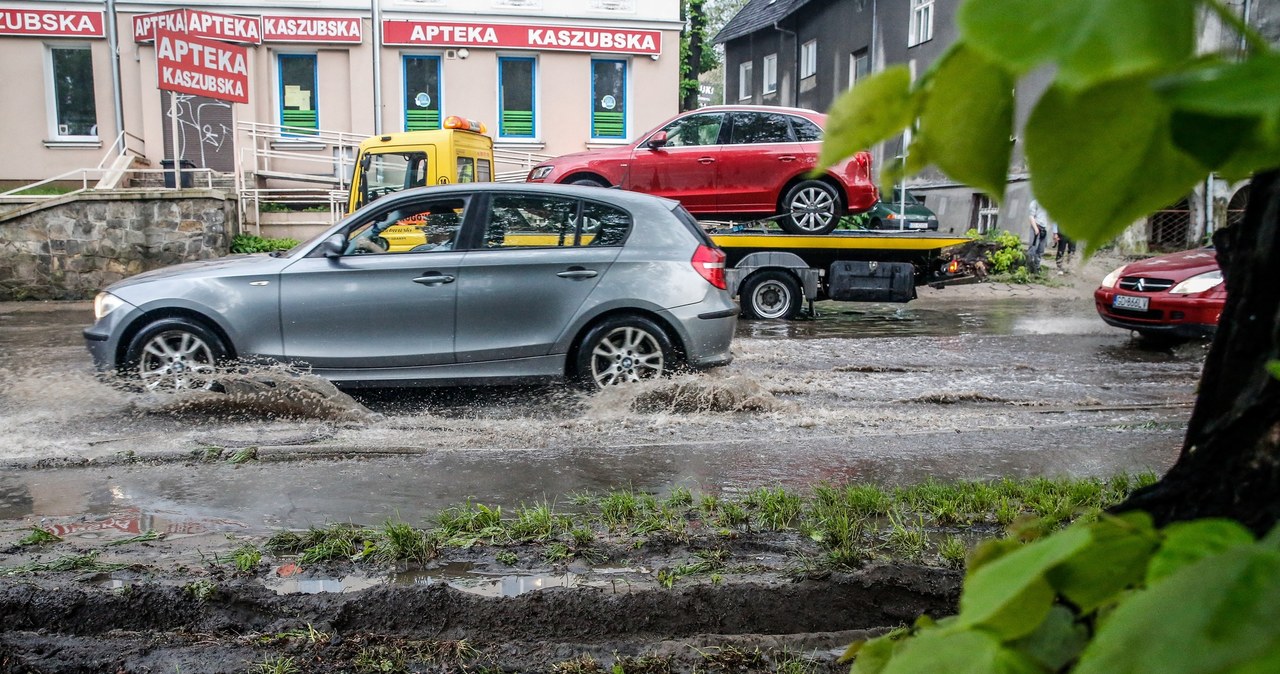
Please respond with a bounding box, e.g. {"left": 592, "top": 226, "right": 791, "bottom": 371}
{"left": 965, "top": 228, "right": 1027, "bottom": 274}
{"left": 231, "top": 234, "right": 299, "bottom": 254}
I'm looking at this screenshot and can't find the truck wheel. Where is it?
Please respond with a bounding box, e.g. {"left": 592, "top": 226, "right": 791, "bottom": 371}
{"left": 741, "top": 271, "right": 803, "bottom": 320}
{"left": 781, "top": 180, "right": 841, "bottom": 235}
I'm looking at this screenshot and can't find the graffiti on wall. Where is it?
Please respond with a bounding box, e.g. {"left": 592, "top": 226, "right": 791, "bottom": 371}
{"left": 161, "top": 91, "right": 234, "bottom": 172}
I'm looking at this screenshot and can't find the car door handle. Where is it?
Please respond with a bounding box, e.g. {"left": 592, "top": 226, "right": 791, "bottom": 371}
{"left": 412, "top": 273, "right": 455, "bottom": 286}
{"left": 697, "top": 157, "right": 716, "bottom": 164}
{"left": 556, "top": 268, "right": 599, "bottom": 280}
{"left": 778, "top": 155, "right": 797, "bottom": 162}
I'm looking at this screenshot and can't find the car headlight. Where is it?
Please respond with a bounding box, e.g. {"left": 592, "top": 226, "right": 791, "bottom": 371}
{"left": 528, "top": 166, "right": 553, "bottom": 181}
{"left": 1170, "top": 270, "right": 1224, "bottom": 294}
{"left": 1101, "top": 266, "right": 1126, "bottom": 289}
{"left": 93, "top": 292, "right": 128, "bottom": 320}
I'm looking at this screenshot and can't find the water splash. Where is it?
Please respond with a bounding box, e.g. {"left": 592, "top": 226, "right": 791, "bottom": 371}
{"left": 588, "top": 375, "right": 787, "bottom": 416}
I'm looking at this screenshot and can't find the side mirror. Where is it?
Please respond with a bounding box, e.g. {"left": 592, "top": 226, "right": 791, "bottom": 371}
{"left": 646, "top": 131, "right": 669, "bottom": 149}
{"left": 320, "top": 233, "right": 345, "bottom": 258}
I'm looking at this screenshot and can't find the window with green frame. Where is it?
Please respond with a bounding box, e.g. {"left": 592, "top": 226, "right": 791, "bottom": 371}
{"left": 278, "top": 54, "right": 318, "bottom": 136}
{"left": 498, "top": 57, "right": 536, "bottom": 138}
{"left": 404, "top": 55, "right": 441, "bottom": 131}
{"left": 591, "top": 59, "right": 626, "bottom": 139}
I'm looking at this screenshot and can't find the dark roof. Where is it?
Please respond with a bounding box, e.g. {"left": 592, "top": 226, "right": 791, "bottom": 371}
{"left": 712, "top": 0, "right": 816, "bottom": 45}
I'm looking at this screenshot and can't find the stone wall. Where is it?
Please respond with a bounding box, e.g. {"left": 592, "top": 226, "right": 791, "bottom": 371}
{"left": 0, "top": 189, "right": 236, "bottom": 301}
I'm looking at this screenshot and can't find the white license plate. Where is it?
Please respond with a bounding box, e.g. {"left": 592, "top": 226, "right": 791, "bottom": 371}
{"left": 1113, "top": 295, "right": 1149, "bottom": 311}
{"left": 907, "top": 222, "right": 928, "bottom": 229}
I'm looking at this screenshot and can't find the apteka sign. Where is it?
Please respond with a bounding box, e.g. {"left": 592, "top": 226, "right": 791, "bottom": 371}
{"left": 0, "top": 8, "right": 104, "bottom": 37}
{"left": 135, "top": 9, "right": 262, "bottom": 44}
{"left": 382, "top": 20, "right": 661, "bottom": 55}
{"left": 155, "top": 29, "right": 249, "bottom": 104}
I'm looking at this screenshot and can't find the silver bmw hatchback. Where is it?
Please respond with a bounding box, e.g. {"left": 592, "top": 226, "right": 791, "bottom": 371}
{"left": 84, "top": 183, "right": 736, "bottom": 390}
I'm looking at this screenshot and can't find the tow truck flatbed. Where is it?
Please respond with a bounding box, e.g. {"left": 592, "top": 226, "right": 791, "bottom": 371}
{"left": 702, "top": 226, "right": 972, "bottom": 319}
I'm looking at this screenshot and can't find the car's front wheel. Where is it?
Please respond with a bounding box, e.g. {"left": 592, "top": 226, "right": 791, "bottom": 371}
{"left": 573, "top": 315, "right": 673, "bottom": 389}
{"left": 741, "top": 271, "right": 803, "bottom": 320}
{"left": 781, "top": 180, "right": 842, "bottom": 235}
{"left": 570, "top": 177, "right": 608, "bottom": 188}
{"left": 122, "top": 317, "right": 227, "bottom": 391}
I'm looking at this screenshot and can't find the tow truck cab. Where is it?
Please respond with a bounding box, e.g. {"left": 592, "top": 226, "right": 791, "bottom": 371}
{"left": 347, "top": 117, "right": 494, "bottom": 214}
{"left": 346, "top": 117, "right": 495, "bottom": 251}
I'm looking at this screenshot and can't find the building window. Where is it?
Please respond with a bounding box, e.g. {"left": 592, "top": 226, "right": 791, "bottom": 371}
{"left": 278, "top": 54, "right": 318, "bottom": 136}
{"left": 762, "top": 54, "right": 777, "bottom": 95}
{"left": 909, "top": 0, "right": 935, "bottom": 47}
{"left": 591, "top": 59, "right": 627, "bottom": 139}
{"left": 972, "top": 194, "right": 998, "bottom": 235}
{"left": 48, "top": 45, "right": 97, "bottom": 139}
{"left": 403, "top": 55, "right": 442, "bottom": 131}
{"left": 499, "top": 57, "right": 536, "bottom": 139}
{"left": 849, "top": 49, "right": 869, "bottom": 88}
{"left": 800, "top": 40, "right": 817, "bottom": 79}
{"left": 738, "top": 61, "right": 753, "bottom": 100}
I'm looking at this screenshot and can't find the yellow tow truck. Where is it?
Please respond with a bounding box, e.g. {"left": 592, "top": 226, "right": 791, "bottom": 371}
{"left": 346, "top": 116, "right": 494, "bottom": 251}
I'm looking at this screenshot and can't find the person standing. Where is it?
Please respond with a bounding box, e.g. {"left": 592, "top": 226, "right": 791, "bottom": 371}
{"left": 1028, "top": 198, "right": 1051, "bottom": 275}
{"left": 1055, "top": 225, "right": 1077, "bottom": 266}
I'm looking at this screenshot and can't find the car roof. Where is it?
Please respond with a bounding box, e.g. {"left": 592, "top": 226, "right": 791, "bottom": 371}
{"left": 372, "top": 182, "right": 683, "bottom": 211}
{"left": 686, "top": 104, "right": 824, "bottom": 117}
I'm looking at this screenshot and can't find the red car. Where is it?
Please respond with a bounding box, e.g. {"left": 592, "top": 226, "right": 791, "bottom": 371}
{"left": 525, "top": 105, "right": 877, "bottom": 235}
{"left": 1094, "top": 247, "right": 1226, "bottom": 340}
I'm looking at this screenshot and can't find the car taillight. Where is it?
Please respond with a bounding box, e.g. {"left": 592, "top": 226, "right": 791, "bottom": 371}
{"left": 691, "top": 245, "right": 727, "bottom": 290}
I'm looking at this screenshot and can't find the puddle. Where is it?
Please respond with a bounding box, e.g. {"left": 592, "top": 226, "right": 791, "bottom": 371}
{"left": 264, "top": 560, "right": 637, "bottom": 597}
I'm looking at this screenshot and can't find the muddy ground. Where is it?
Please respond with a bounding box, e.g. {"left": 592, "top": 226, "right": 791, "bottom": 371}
{"left": 0, "top": 256, "right": 1203, "bottom": 672}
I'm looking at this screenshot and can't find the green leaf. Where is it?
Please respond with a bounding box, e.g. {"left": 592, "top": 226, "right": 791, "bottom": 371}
{"left": 1267, "top": 360, "right": 1280, "bottom": 382}
{"left": 1025, "top": 79, "right": 1206, "bottom": 253}
{"left": 1047, "top": 512, "right": 1159, "bottom": 613}
{"left": 882, "top": 628, "right": 1042, "bottom": 674}
{"left": 1147, "top": 518, "right": 1256, "bottom": 584}
{"left": 818, "top": 66, "right": 917, "bottom": 171}
{"left": 1075, "top": 546, "right": 1280, "bottom": 674}
{"left": 1169, "top": 111, "right": 1258, "bottom": 170}
{"left": 959, "top": 0, "right": 1196, "bottom": 90}
{"left": 849, "top": 630, "right": 904, "bottom": 674}
{"left": 1007, "top": 605, "right": 1089, "bottom": 672}
{"left": 914, "top": 44, "right": 1014, "bottom": 199}
{"left": 1157, "top": 53, "right": 1280, "bottom": 117}
{"left": 957, "top": 524, "right": 1092, "bottom": 640}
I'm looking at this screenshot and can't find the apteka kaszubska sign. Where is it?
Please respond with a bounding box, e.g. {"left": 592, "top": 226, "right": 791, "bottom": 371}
{"left": 155, "top": 29, "right": 249, "bottom": 104}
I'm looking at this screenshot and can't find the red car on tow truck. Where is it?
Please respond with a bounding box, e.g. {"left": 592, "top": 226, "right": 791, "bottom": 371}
{"left": 525, "top": 105, "right": 877, "bottom": 235}
{"left": 1094, "top": 247, "right": 1226, "bottom": 340}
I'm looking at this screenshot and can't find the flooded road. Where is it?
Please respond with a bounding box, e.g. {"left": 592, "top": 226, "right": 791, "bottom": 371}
{"left": 0, "top": 284, "right": 1202, "bottom": 535}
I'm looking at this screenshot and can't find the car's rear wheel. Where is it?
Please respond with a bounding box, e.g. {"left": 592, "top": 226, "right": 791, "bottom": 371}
{"left": 123, "top": 317, "right": 227, "bottom": 391}
{"left": 573, "top": 315, "right": 673, "bottom": 389}
{"left": 741, "top": 270, "right": 803, "bottom": 320}
{"left": 781, "top": 180, "right": 842, "bottom": 235}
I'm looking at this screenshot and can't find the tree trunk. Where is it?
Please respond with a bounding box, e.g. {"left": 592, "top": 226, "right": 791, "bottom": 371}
{"left": 682, "top": 1, "right": 706, "bottom": 112}
{"left": 1116, "top": 169, "right": 1280, "bottom": 536}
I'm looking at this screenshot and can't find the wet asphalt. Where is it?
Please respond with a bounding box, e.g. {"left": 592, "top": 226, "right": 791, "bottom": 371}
{"left": 0, "top": 287, "right": 1203, "bottom": 535}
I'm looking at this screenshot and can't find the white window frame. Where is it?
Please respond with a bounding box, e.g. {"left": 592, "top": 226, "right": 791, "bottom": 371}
{"left": 800, "top": 40, "right": 817, "bottom": 79}
{"left": 44, "top": 43, "right": 98, "bottom": 141}
{"left": 909, "top": 0, "right": 935, "bottom": 47}
{"left": 974, "top": 194, "right": 999, "bottom": 235}
{"left": 848, "top": 49, "right": 869, "bottom": 89}
{"left": 762, "top": 54, "right": 777, "bottom": 95}
{"left": 738, "top": 61, "right": 753, "bottom": 100}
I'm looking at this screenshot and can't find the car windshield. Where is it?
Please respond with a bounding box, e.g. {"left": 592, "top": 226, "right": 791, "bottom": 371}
{"left": 888, "top": 189, "right": 922, "bottom": 204}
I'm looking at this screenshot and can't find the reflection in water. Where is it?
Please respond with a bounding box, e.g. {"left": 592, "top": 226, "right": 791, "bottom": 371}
{"left": 264, "top": 560, "right": 601, "bottom": 597}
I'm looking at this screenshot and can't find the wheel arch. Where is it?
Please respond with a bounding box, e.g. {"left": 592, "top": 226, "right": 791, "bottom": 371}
{"left": 558, "top": 171, "right": 611, "bottom": 187}
{"left": 563, "top": 307, "right": 687, "bottom": 379}
{"left": 115, "top": 307, "right": 238, "bottom": 366}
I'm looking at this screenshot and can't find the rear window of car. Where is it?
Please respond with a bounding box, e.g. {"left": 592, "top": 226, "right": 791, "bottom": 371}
{"left": 579, "top": 200, "right": 632, "bottom": 246}
{"left": 790, "top": 116, "right": 823, "bottom": 142}
{"left": 672, "top": 205, "right": 717, "bottom": 248}
{"left": 729, "top": 112, "right": 795, "bottom": 144}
